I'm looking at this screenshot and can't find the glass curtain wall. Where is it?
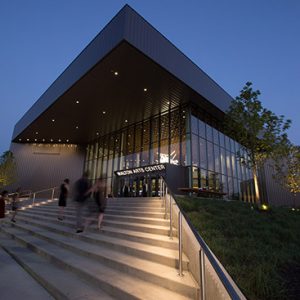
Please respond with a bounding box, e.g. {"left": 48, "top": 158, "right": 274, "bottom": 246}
{"left": 84, "top": 103, "right": 254, "bottom": 202}
{"left": 84, "top": 107, "right": 187, "bottom": 195}
{"left": 189, "top": 107, "right": 254, "bottom": 202}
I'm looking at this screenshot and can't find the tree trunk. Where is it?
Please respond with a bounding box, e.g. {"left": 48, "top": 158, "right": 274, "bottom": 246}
{"left": 252, "top": 165, "right": 260, "bottom": 203}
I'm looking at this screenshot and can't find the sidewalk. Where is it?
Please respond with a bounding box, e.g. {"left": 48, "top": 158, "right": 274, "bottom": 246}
{"left": 0, "top": 245, "right": 53, "bottom": 300}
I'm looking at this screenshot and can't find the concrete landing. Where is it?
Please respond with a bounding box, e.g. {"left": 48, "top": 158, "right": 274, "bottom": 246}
{"left": 0, "top": 245, "right": 53, "bottom": 300}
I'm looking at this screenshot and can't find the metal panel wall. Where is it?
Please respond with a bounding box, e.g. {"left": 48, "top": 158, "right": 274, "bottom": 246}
{"left": 9, "top": 143, "right": 85, "bottom": 193}
{"left": 262, "top": 161, "right": 300, "bottom": 207}
{"left": 123, "top": 6, "right": 233, "bottom": 112}
{"left": 12, "top": 8, "right": 127, "bottom": 140}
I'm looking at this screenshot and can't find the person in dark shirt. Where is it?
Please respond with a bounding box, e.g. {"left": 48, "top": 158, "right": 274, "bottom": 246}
{"left": 84, "top": 178, "right": 107, "bottom": 231}
{"left": 57, "top": 179, "right": 70, "bottom": 220}
{"left": 10, "top": 187, "right": 21, "bottom": 223}
{"left": 0, "top": 190, "right": 8, "bottom": 220}
{"left": 73, "top": 172, "right": 90, "bottom": 233}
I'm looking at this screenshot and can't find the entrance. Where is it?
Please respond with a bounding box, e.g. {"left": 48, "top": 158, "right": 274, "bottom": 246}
{"left": 114, "top": 164, "right": 166, "bottom": 197}
{"left": 116, "top": 174, "right": 161, "bottom": 197}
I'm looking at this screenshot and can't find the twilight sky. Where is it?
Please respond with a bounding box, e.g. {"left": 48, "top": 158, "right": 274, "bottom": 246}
{"left": 1, "top": 0, "right": 299, "bottom": 155}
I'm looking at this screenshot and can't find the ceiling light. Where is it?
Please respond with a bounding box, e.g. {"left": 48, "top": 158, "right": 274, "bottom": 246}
{"left": 50, "top": 139, "right": 53, "bottom": 142}
{"left": 26, "top": 139, "right": 29, "bottom": 141}
{"left": 144, "top": 88, "right": 147, "bottom": 92}
{"left": 66, "top": 139, "right": 69, "bottom": 142}
{"left": 34, "top": 139, "right": 37, "bottom": 142}
{"left": 35, "top": 132, "right": 38, "bottom": 135}
{"left": 42, "top": 139, "right": 45, "bottom": 142}
{"left": 125, "top": 120, "right": 128, "bottom": 123}
{"left": 102, "top": 111, "right": 106, "bottom": 114}
{"left": 52, "top": 119, "right": 55, "bottom": 122}
{"left": 18, "top": 139, "right": 22, "bottom": 141}
{"left": 167, "top": 101, "right": 170, "bottom": 105}
{"left": 76, "top": 126, "right": 79, "bottom": 129}
{"left": 58, "top": 139, "right": 61, "bottom": 142}
{"left": 114, "top": 71, "right": 118, "bottom": 76}
{"left": 96, "top": 132, "right": 99, "bottom": 136}
{"left": 76, "top": 100, "right": 79, "bottom": 104}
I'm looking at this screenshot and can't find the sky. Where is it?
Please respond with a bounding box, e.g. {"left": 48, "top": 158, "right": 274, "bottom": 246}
{"left": 1, "top": 0, "right": 299, "bottom": 155}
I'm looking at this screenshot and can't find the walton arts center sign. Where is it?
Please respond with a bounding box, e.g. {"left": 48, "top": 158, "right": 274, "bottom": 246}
{"left": 115, "top": 164, "right": 166, "bottom": 177}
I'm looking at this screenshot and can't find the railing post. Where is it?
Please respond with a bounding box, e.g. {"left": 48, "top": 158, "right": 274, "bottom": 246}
{"left": 199, "top": 249, "right": 206, "bottom": 300}
{"left": 159, "top": 177, "right": 162, "bottom": 199}
{"left": 169, "top": 194, "right": 173, "bottom": 239}
{"left": 51, "top": 188, "right": 55, "bottom": 200}
{"left": 32, "top": 193, "right": 36, "bottom": 206}
{"left": 178, "top": 211, "right": 183, "bottom": 276}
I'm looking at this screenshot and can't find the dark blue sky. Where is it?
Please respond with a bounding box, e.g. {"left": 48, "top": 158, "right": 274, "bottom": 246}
{"left": 1, "top": 0, "right": 299, "bottom": 155}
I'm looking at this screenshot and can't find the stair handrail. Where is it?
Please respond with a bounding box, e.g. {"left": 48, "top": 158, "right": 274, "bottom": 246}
{"left": 161, "top": 178, "right": 245, "bottom": 300}
{"left": 31, "top": 186, "right": 58, "bottom": 205}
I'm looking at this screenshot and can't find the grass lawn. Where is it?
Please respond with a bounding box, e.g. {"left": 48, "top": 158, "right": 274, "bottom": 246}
{"left": 176, "top": 196, "right": 300, "bottom": 300}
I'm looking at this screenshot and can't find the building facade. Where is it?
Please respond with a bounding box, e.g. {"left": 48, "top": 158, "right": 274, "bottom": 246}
{"left": 9, "top": 5, "right": 297, "bottom": 206}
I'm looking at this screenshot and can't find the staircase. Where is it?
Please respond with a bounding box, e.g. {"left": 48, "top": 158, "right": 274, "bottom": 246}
{"left": 0, "top": 197, "right": 199, "bottom": 299}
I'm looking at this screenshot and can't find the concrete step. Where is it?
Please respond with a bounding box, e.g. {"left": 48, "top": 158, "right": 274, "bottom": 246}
{"left": 0, "top": 246, "right": 54, "bottom": 300}
{"left": 28, "top": 206, "right": 169, "bottom": 226}
{"left": 6, "top": 218, "right": 188, "bottom": 269}
{"left": 35, "top": 204, "right": 166, "bottom": 219}
{"left": 46, "top": 201, "right": 166, "bottom": 212}
{"left": 14, "top": 212, "right": 178, "bottom": 249}
{"left": 18, "top": 210, "right": 176, "bottom": 236}
{"left": 1, "top": 226, "right": 198, "bottom": 299}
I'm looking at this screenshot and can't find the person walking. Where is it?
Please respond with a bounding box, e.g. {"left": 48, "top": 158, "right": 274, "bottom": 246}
{"left": 73, "top": 172, "right": 90, "bottom": 233}
{"left": 0, "top": 190, "right": 9, "bottom": 223}
{"left": 58, "top": 179, "right": 70, "bottom": 220}
{"left": 10, "top": 188, "right": 21, "bottom": 223}
{"left": 84, "top": 179, "right": 107, "bottom": 231}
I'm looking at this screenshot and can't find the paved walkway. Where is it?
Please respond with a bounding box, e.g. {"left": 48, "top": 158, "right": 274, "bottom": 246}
{"left": 0, "top": 245, "right": 53, "bottom": 300}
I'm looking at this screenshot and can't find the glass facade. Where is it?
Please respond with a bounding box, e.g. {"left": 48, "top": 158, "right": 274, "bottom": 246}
{"left": 84, "top": 104, "right": 255, "bottom": 202}
{"left": 84, "top": 107, "right": 187, "bottom": 195}
{"left": 189, "top": 107, "right": 254, "bottom": 202}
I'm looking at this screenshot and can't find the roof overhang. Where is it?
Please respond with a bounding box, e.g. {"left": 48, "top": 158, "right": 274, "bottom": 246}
{"left": 12, "top": 5, "right": 233, "bottom": 144}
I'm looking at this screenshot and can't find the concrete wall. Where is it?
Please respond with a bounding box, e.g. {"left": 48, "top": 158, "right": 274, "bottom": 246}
{"left": 168, "top": 195, "right": 246, "bottom": 300}
{"left": 9, "top": 143, "right": 85, "bottom": 193}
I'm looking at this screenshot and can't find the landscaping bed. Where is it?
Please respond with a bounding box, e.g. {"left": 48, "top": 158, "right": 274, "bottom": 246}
{"left": 176, "top": 196, "right": 300, "bottom": 300}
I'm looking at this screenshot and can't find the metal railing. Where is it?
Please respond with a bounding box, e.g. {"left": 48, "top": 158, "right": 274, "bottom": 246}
{"left": 31, "top": 187, "right": 58, "bottom": 205}
{"left": 160, "top": 176, "right": 244, "bottom": 300}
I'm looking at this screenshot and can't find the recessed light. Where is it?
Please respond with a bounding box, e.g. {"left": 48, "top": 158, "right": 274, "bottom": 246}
{"left": 76, "top": 100, "right": 79, "bottom": 104}
{"left": 50, "top": 139, "right": 53, "bottom": 142}
{"left": 96, "top": 132, "right": 99, "bottom": 136}
{"left": 34, "top": 139, "right": 37, "bottom": 141}
{"left": 19, "top": 138, "right": 22, "bottom": 141}
{"left": 143, "top": 88, "right": 147, "bottom": 92}
{"left": 26, "top": 139, "right": 29, "bottom": 141}
{"left": 114, "top": 71, "right": 118, "bottom": 76}
{"left": 125, "top": 120, "right": 128, "bottom": 123}
{"left": 42, "top": 139, "right": 45, "bottom": 142}
{"left": 35, "top": 132, "right": 38, "bottom": 135}
{"left": 102, "top": 111, "right": 106, "bottom": 114}
{"left": 58, "top": 139, "right": 61, "bottom": 142}
{"left": 167, "top": 101, "right": 170, "bottom": 105}
{"left": 76, "top": 126, "right": 79, "bottom": 129}
{"left": 52, "top": 119, "right": 55, "bottom": 122}
{"left": 66, "top": 139, "right": 69, "bottom": 142}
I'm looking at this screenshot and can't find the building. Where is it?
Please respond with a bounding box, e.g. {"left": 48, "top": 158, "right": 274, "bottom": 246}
{"left": 10, "top": 5, "right": 298, "bottom": 206}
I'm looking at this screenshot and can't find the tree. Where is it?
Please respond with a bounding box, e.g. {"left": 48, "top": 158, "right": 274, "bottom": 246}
{"left": 274, "top": 145, "right": 300, "bottom": 207}
{"left": 0, "top": 151, "right": 16, "bottom": 189}
{"left": 225, "top": 82, "right": 291, "bottom": 203}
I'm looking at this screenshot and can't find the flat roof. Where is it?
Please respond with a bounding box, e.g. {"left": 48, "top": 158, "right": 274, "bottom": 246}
{"left": 12, "top": 5, "right": 233, "bottom": 144}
